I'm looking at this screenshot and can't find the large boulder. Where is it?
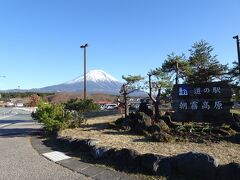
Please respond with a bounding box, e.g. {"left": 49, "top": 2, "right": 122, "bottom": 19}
{"left": 114, "top": 117, "right": 132, "bottom": 130}
{"left": 113, "top": 148, "right": 140, "bottom": 169}
{"left": 160, "top": 115, "right": 178, "bottom": 129}
{"left": 138, "top": 101, "right": 153, "bottom": 117}
{"left": 140, "top": 153, "right": 164, "bottom": 174}
{"left": 148, "top": 125, "right": 161, "bottom": 134}
{"left": 68, "top": 138, "right": 84, "bottom": 150}
{"left": 90, "top": 146, "right": 111, "bottom": 159}
{"left": 128, "top": 113, "right": 152, "bottom": 135}
{"left": 216, "top": 162, "right": 240, "bottom": 180}
{"left": 233, "top": 113, "right": 240, "bottom": 122}
{"left": 55, "top": 136, "right": 71, "bottom": 148}
{"left": 150, "top": 132, "right": 175, "bottom": 142}
{"left": 156, "top": 157, "right": 173, "bottom": 177}
{"left": 173, "top": 151, "right": 218, "bottom": 180}
{"left": 70, "top": 139, "right": 96, "bottom": 152}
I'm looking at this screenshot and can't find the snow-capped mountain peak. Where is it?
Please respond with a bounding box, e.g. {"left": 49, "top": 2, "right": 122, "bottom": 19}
{"left": 65, "top": 69, "right": 119, "bottom": 84}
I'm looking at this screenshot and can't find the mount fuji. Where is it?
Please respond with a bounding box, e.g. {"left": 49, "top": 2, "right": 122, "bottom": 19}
{"left": 35, "top": 70, "right": 123, "bottom": 94}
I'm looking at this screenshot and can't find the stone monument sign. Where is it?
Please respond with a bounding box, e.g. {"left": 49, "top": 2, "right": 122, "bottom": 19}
{"left": 172, "top": 81, "right": 233, "bottom": 122}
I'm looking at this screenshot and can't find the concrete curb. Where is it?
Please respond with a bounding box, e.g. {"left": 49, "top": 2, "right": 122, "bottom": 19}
{"left": 30, "top": 134, "right": 142, "bottom": 180}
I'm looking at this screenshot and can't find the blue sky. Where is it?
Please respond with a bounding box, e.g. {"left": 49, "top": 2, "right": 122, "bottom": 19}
{"left": 0, "top": 0, "right": 239, "bottom": 90}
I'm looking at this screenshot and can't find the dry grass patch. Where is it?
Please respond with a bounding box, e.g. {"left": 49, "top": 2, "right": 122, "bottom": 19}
{"left": 60, "top": 115, "right": 240, "bottom": 165}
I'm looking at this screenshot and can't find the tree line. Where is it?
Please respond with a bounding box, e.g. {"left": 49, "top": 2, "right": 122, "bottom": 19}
{"left": 120, "top": 40, "right": 239, "bottom": 119}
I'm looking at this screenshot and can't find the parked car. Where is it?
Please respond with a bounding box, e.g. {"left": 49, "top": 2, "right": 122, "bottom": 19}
{"left": 105, "top": 104, "right": 118, "bottom": 110}
{"left": 15, "top": 103, "right": 24, "bottom": 107}
{"left": 6, "top": 102, "right": 14, "bottom": 107}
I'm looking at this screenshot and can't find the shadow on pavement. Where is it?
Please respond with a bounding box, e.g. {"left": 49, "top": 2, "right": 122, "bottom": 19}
{"left": 0, "top": 119, "right": 33, "bottom": 124}
{"left": 0, "top": 128, "right": 41, "bottom": 138}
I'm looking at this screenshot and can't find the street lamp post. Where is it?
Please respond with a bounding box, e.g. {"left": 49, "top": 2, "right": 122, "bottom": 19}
{"left": 80, "top": 43, "right": 88, "bottom": 100}
{"left": 233, "top": 35, "right": 240, "bottom": 74}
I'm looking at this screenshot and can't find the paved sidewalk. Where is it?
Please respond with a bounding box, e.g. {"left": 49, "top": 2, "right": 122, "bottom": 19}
{"left": 31, "top": 135, "right": 143, "bottom": 180}
{"left": 0, "top": 113, "right": 90, "bottom": 180}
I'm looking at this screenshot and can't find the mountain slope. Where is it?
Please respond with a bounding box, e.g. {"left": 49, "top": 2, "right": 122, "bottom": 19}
{"left": 35, "top": 70, "right": 123, "bottom": 94}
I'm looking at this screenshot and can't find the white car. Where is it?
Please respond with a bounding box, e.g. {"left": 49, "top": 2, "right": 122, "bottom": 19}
{"left": 106, "top": 104, "right": 118, "bottom": 110}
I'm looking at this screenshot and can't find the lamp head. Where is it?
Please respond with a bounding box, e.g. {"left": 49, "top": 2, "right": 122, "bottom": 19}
{"left": 233, "top": 35, "right": 239, "bottom": 39}
{"left": 80, "top": 43, "right": 88, "bottom": 48}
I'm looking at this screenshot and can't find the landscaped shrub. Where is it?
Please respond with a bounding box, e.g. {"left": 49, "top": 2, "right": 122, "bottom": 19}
{"left": 65, "top": 98, "right": 100, "bottom": 113}
{"left": 32, "top": 101, "right": 72, "bottom": 133}
{"left": 65, "top": 99, "right": 100, "bottom": 127}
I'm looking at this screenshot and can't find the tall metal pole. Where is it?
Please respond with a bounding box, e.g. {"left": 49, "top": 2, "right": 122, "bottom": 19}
{"left": 80, "top": 43, "right": 88, "bottom": 100}
{"left": 175, "top": 61, "right": 179, "bottom": 85}
{"left": 233, "top": 35, "right": 240, "bottom": 74}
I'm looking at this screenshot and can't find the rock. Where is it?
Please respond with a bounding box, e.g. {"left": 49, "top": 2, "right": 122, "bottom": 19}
{"left": 157, "top": 120, "right": 170, "bottom": 132}
{"left": 150, "top": 132, "right": 175, "bottom": 142}
{"left": 114, "top": 117, "right": 126, "bottom": 126}
{"left": 233, "top": 113, "right": 240, "bottom": 122}
{"left": 121, "top": 119, "right": 132, "bottom": 131}
{"left": 216, "top": 162, "right": 240, "bottom": 180}
{"left": 90, "top": 146, "right": 110, "bottom": 159}
{"left": 156, "top": 157, "right": 173, "bottom": 177}
{"left": 113, "top": 148, "right": 140, "bottom": 169}
{"left": 138, "top": 101, "right": 154, "bottom": 117}
{"left": 133, "top": 122, "right": 147, "bottom": 135}
{"left": 140, "top": 153, "right": 164, "bottom": 174}
{"left": 129, "top": 113, "right": 153, "bottom": 135}
{"left": 103, "top": 148, "right": 117, "bottom": 163}
{"left": 148, "top": 125, "right": 161, "bottom": 134}
{"left": 225, "top": 134, "right": 240, "bottom": 144}
{"left": 114, "top": 117, "right": 132, "bottom": 131}
{"left": 56, "top": 137, "right": 71, "bottom": 148}
{"left": 161, "top": 115, "right": 178, "bottom": 129}
{"left": 68, "top": 139, "right": 83, "bottom": 150}
{"left": 142, "top": 114, "right": 152, "bottom": 127}
{"left": 86, "top": 139, "right": 96, "bottom": 147}
{"left": 173, "top": 151, "right": 218, "bottom": 180}
{"left": 68, "top": 139, "right": 96, "bottom": 152}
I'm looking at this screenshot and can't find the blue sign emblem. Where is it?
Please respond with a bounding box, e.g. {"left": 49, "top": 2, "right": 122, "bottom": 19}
{"left": 179, "top": 85, "right": 188, "bottom": 96}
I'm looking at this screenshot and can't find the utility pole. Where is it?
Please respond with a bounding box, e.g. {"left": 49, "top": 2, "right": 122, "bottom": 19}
{"left": 80, "top": 43, "right": 88, "bottom": 100}
{"left": 233, "top": 35, "right": 240, "bottom": 74}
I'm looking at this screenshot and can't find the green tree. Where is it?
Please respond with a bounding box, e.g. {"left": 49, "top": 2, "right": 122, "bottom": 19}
{"left": 228, "top": 61, "right": 240, "bottom": 101}
{"left": 65, "top": 98, "right": 100, "bottom": 126}
{"left": 186, "top": 40, "right": 227, "bottom": 83}
{"left": 147, "top": 68, "right": 173, "bottom": 121}
{"left": 120, "top": 75, "right": 144, "bottom": 117}
{"left": 65, "top": 98, "right": 100, "bottom": 114}
{"left": 228, "top": 61, "right": 239, "bottom": 85}
{"left": 162, "top": 53, "right": 190, "bottom": 84}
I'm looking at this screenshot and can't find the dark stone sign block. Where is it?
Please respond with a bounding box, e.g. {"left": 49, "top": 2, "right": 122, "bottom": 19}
{"left": 172, "top": 111, "right": 233, "bottom": 123}
{"left": 172, "top": 81, "right": 233, "bottom": 123}
{"left": 172, "top": 81, "right": 233, "bottom": 99}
